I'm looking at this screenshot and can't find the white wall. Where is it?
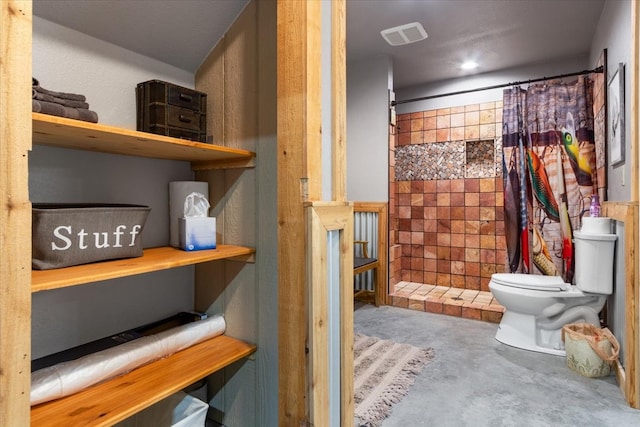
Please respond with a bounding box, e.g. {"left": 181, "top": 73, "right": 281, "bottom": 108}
{"left": 590, "top": 0, "right": 632, "bottom": 202}
{"left": 347, "top": 56, "right": 392, "bottom": 202}
{"left": 32, "top": 17, "right": 196, "bottom": 358}
{"left": 33, "top": 17, "right": 193, "bottom": 129}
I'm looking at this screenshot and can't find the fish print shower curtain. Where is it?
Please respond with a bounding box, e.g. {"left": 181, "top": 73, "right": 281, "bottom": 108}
{"left": 502, "top": 76, "right": 598, "bottom": 283}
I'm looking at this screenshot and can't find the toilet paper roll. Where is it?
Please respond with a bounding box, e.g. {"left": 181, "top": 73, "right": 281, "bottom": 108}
{"left": 169, "top": 181, "right": 209, "bottom": 247}
{"left": 581, "top": 216, "right": 612, "bottom": 235}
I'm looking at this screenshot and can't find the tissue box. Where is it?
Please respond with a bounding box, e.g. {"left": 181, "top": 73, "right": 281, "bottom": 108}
{"left": 179, "top": 217, "right": 216, "bottom": 251}
{"left": 32, "top": 203, "right": 151, "bottom": 270}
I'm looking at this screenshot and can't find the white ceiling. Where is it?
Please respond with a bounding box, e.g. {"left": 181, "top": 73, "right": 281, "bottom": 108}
{"left": 33, "top": 0, "right": 606, "bottom": 90}
{"left": 347, "top": 0, "right": 605, "bottom": 89}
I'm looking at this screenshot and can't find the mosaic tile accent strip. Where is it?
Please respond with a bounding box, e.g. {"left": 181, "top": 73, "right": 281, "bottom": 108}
{"left": 395, "top": 141, "right": 465, "bottom": 181}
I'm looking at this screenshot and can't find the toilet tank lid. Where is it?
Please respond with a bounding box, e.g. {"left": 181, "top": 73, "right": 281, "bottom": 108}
{"left": 491, "top": 273, "right": 570, "bottom": 291}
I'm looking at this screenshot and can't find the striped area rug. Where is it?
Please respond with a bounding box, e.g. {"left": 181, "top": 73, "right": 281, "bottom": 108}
{"left": 354, "top": 334, "right": 434, "bottom": 427}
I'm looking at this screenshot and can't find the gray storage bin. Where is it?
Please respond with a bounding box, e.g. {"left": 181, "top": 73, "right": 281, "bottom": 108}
{"left": 32, "top": 203, "right": 151, "bottom": 270}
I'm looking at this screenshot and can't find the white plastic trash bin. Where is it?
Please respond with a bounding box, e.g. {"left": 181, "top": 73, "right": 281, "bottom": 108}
{"left": 115, "top": 391, "right": 208, "bottom": 427}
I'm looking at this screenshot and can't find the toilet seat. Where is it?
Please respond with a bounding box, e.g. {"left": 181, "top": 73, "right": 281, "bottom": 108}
{"left": 491, "top": 273, "right": 570, "bottom": 292}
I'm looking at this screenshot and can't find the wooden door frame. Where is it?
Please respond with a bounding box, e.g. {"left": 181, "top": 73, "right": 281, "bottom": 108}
{"left": 623, "top": 0, "right": 640, "bottom": 409}
{"left": 306, "top": 201, "right": 353, "bottom": 425}
{"left": 277, "top": 0, "right": 350, "bottom": 424}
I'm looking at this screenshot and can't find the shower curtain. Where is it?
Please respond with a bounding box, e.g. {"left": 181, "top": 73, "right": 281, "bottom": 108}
{"left": 502, "top": 76, "right": 598, "bottom": 282}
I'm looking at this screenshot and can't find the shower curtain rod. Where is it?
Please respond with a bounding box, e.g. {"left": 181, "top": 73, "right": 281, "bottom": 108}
{"left": 392, "top": 65, "right": 604, "bottom": 106}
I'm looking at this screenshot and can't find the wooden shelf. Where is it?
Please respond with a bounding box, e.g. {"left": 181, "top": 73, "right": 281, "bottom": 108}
{"left": 32, "top": 245, "right": 256, "bottom": 292}
{"left": 30, "top": 334, "right": 256, "bottom": 426}
{"left": 32, "top": 113, "right": 255, "bottom": 169}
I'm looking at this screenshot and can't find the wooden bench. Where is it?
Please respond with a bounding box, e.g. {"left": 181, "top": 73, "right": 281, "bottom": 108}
{"left": 354, "top": 240, "right": 379, "bottom": 274}
{"left": 353, "top": 202, "right": 388, "bottom": 306}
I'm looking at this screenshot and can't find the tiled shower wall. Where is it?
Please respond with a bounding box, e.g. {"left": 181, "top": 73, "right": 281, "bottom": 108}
{"left": 391, "top": 102, "right": 508, "bottom": 292}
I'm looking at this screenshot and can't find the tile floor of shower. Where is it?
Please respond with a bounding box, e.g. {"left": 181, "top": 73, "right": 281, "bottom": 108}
{"left": 390, "top": 281, "right": 505, "bottom": 323}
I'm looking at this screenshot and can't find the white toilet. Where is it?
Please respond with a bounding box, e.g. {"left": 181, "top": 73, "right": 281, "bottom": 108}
{"left": 489, "top": 217, "right": 617, "bottom": 356}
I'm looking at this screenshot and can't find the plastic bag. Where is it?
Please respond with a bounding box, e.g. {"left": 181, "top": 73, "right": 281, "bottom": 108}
{"left": 561, "top": 323, "right": 620, "bottom": 378}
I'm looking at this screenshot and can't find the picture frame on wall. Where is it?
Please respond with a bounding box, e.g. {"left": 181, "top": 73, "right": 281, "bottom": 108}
{"left": 607, "top": 62, "right": 624, "bottom": 167}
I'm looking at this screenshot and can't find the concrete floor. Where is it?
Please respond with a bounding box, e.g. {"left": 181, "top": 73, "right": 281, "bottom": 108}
{"left": 354, "top": 303, "right": 640, "bottom": 427}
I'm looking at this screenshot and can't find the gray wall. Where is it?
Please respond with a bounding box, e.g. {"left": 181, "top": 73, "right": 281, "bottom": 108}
{"left": 590, "top": 0, "right": 632, "bottom": 202}
{"left": 32, "top": 17, "right": 196, "bottom": 358}
{"left": 347, "top": 56, "right": 392, "bottom": 202}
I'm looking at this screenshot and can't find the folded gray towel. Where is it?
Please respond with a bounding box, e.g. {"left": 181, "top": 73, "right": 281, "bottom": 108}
{"left": 33, "top": 99, "right": 99, "bottom": 123}
{"left": 32, "top": 89, "right": 90, "bottom": 109}
{"left": 32, "top": 83, "right": 87, "bottom": 102}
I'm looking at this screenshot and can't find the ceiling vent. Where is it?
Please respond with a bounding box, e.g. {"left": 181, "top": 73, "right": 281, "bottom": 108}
{"left": 381, "top": 22, "right": 428, "bottom": 46}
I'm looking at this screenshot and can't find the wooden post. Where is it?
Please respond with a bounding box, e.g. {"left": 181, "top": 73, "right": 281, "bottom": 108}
{"left": 0, "top": 1, "right": 32, "bottom": 425}
{"left": 631, "top": 0, "right": 639, "bottom": 202}
{"left": 277, "top": 0, "right": 321, "bottom": 423}
{"left": 332, "top": 0, "right": 347, "bottom": 203}
{"left": 277, "top": 0, "right": 350, "bottom": 424}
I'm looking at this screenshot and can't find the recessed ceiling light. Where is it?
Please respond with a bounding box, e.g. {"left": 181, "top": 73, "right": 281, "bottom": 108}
{"left": 381, "top": 22, "right": 428, "bottom": 46}
{"left": 461, "top": 61, "right": 478, "bottom": 70}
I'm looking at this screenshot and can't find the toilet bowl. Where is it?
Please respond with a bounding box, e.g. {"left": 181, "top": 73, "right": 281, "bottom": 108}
{"left": 490, "top": 274, "right": 607, "bottom": 355}
{"left": 489, "top": 223, "right": 617, "bottom": 356}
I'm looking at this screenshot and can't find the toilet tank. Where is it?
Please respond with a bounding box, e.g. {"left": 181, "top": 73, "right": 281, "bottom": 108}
{"left": 574, "top": 230, "right": 617, "bottom": 294}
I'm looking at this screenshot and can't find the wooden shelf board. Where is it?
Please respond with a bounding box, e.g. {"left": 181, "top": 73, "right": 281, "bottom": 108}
{"left": 32, "top": 245, "right": 256, "bottom": 292}
{"left": 31, "top": 335, "right": 256, "bottom": 427}
{"left": 32, "top": 113, "right": 255, "bottom": 164}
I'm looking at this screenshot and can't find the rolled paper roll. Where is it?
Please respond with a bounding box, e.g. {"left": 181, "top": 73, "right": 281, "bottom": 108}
{"left": 31, "top": 315, "right": 226, "bottom": 406}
